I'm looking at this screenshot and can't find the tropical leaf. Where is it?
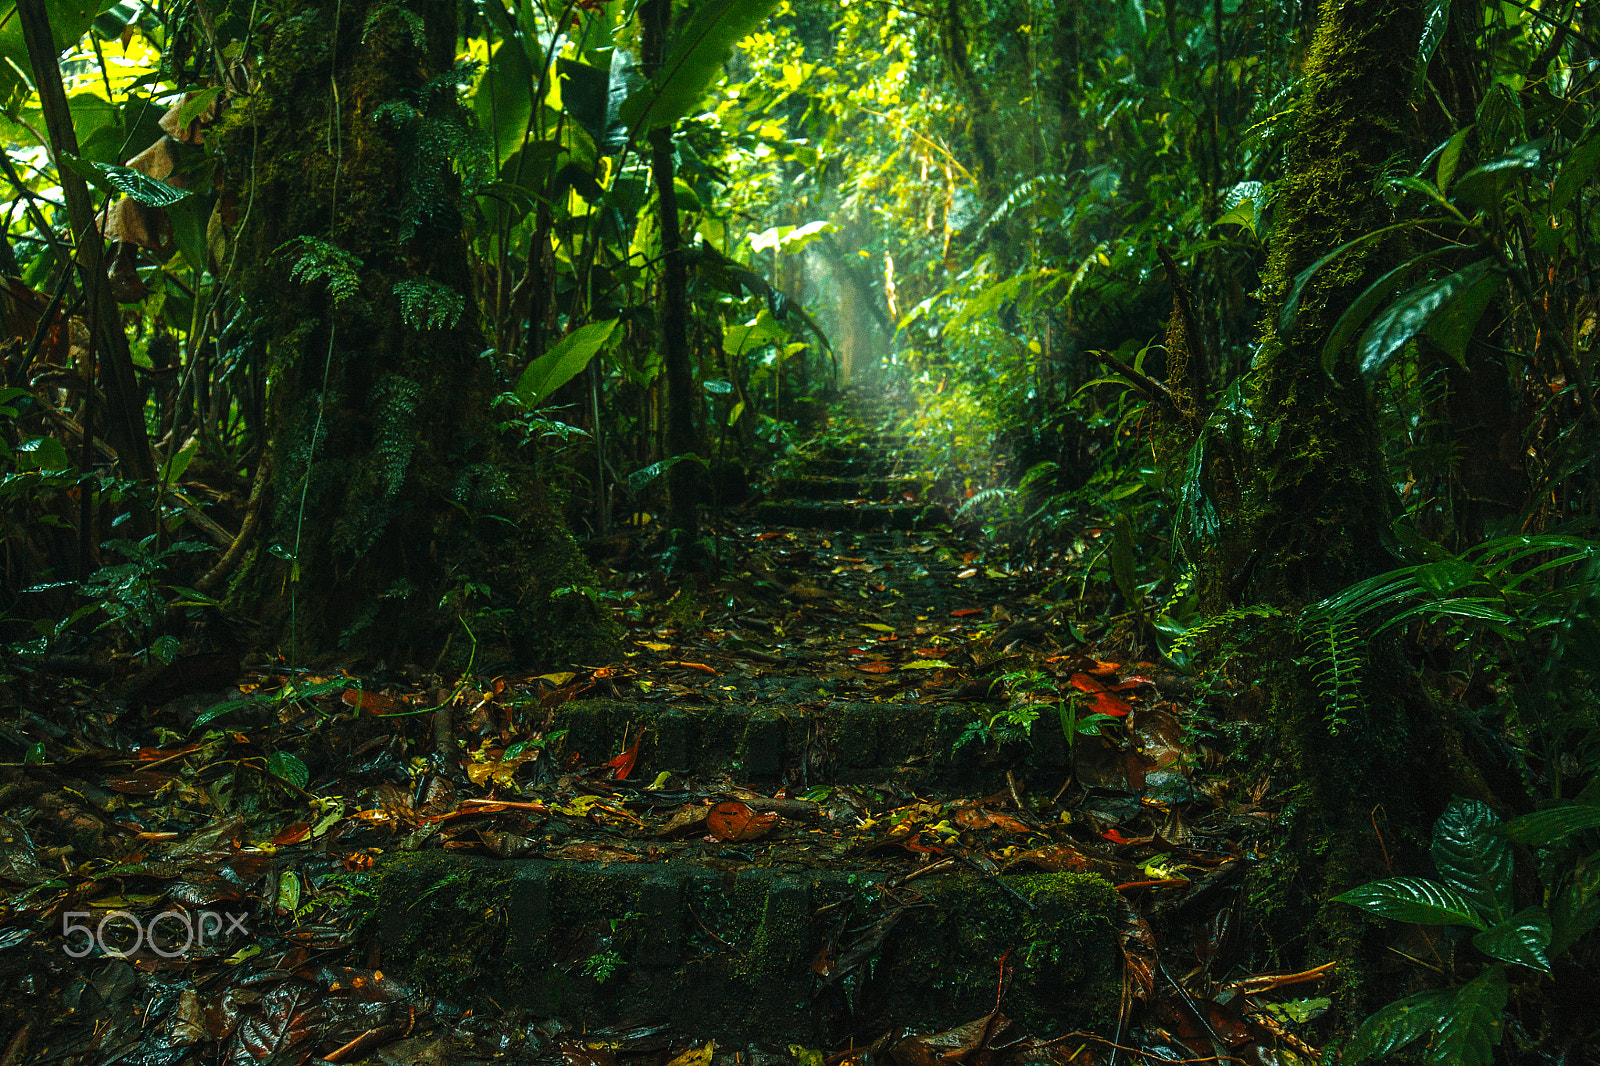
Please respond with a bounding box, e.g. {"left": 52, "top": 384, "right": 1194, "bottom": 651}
{"left": 1358, "top": 260, "right": 1495, "bottom": 380}
{"left": 1431, "top": 797, "right": 1512, "bottom": 923}
{"left": 514, "top": 320, "right": 620, "bottom": 407}
{"left": 1336, "top": 989, "right": 1454, "bottom": 1065}
{"left": 1450, "top": 141, "right": 1542, "bottom": 206}
{"left": 267, "top": 751, "right": 310, "bottom": 789}
{"left": 1430, "top": 965, "right": 1506, "bottom": 1066}
{"left": 1471, "top": 906, "right": 1551, "bottom": 972}
{"left": 621, "top": 0, "right": 782, "bottom": 133}
{"left": 1500, "top": 805, "right": 1600, "bottom": 845}
{"left": 1553, "top": 127, "right": 1600, "bottom": 214}
{"left": 1332, "top": 876, "right": 1486, "bottom": 929}
{"left": 1550, "top": 854, "right": 1600, "bottom": 955}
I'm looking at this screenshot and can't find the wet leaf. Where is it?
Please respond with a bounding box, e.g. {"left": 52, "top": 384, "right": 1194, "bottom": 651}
{"left": 664, "top": 1042, "right": 715, "bottom": 1066}
{"left": 900, "top": 659, "right": 952, "bottom": 670}
{"left": 1432, "top": 965, "right": 1506, "bottom": 1066}
{"left": 1472, "top": 906, "right": 1551, "bottom": 972}
{"left": 603, "top": 735, "right": 642, "bottom": 780}
{"left": 706, "top": 801, "right": 779, "bottom": 842}
{"left": 856, "top": 661, "right": 894, "bottom": 674}
{"left": 1432, "top": 797, "right": 1512, "bottom": 923}
{"left": 267, "top": 752, "right": 310, "bottom": 789}
{"left": 1500, "top": 805, "right": 1600, "bottom": 845}
{"left": 1332, "top": 876, "right": 1486, "bottom": 929}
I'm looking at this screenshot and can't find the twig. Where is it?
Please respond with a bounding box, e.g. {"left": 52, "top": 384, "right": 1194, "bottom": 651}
{"left": 1090, "top": 348, "right": 1180, "bottom": 412}
{"left": 195, "top": 456, "right": 270, "bottom": 593}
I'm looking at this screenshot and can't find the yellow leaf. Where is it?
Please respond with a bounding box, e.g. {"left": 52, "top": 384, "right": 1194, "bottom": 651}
{"left": 790, "top": 1048, "right": 826, "bottom": 1066}
{"left": 535, "top": 672, "right": 575, "bottom": 687}
{"left": 640, "top": 641, "right": 673, "bottom": 652}
{"left": 646, "top": 771, "right": 673, "bottom": 790}
{"left": 555, "top": 795, "right": 607, "bottom": 816}
{"left": 900, "top": 659, "right": 952, "bottom": 670}
{"left": 860, "top": 622, "right": 896, "bottom": 633}
{"left": 665, "top": 1043, "right": 715, "bottom": 1066}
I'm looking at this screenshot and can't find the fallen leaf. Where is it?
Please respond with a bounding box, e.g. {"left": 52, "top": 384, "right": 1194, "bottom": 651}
{"left": 341, "top": 689, "right": 398, "bottom": 714}
{"left": 603, "top": 735, "right": 642, "bottom": 780}
{"left": 900, "top": 659, "right": 952, "bottom": 670}
{"left": 639, "top": 641, "right": 673, "bottom": 652}
{"left": 956, "top": 568, "right": 978, "bottom": 579}
{"left": 706, "top": 801, "right": 779, "bottom": 842}
{"left": 1090, "top": 691, "right": 1133, "bottom": 717}
{"left": 535, "top": 672, "right": 577, "bottom": 687}
{"left": 856, "top": 661, "right": 894, "bottom": 674}
{"left": 860, "top": 622, "right": 896, "bottom": 633}
{"left": 950, "top": 608, "right": 986, "bottom": 617}
{"left": 664, "top": 1044, "right": 715, "bottom": 1066}
{"left": 661, "top": 660, "right": 718, "bottom": 676}
{"left": 952, "top": 807, "right": 1031, "bottom": 833}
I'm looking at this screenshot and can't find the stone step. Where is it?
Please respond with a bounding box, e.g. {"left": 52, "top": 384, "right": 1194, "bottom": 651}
{"left": 773, "top": 476, "right": 923, "bottom": 501}
{"left": 361, "top": 850, "right": 1119, "bottom": 1046}
{"left": 553, "top": 698, "right": 1072, "bottom": 792}
{"left": 803, "top": 457, "right": 910, "bottom": 479}
{"left": 753, "top": 500, "right": 948, "bottom": 531}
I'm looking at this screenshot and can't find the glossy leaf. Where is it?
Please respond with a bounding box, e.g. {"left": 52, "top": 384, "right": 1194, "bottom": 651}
{"left": 1332, "top": 876, "right": 1486, "bottom": 929}
{"left": 267, "top": 752, "right": 310, "bottom": 789}
{"left": 1430, "top": 965, "right": 1506, "bottom": 1066}
{"left": 1451, "top": 140, "right": 1542, "bottom": 206}
{"left": 1472, "top": 906, "right": 1551, "bottom": 971}
{"left": 1359, "top": 261, "right": 1494, "bottom": 379}
{"left": 514, "top": 319, "right": 620, "bottom": 407}
{"left": 1437, "top": 125, "right": 1473, "bottom": 194}
{"left": 1553, "top": 128, "right": 1600, "bottom": 214}
{"left": 1432, "top": 796, "right": 1512, "bottom": 923}
{"left": 1320, "top": 251, "right": 1445, "bottom": 372}
{"left": 1500, "top": 805, "right": 1600, "bottom": 845}
{"left": 621, "top": 0, "right": 782, "bottom": 132}
{"left": 1550, "top": 855, "right": 1600, "bottom": 955}
{"left": 1337, "top": 989, "right": 1454, "bottom": 1065}
{"left": 1424, "top": 266, "right": 1499, "bottom": 367}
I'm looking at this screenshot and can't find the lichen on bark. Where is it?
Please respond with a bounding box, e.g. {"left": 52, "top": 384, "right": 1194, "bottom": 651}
{"left": 214, "top": 0, "right": 616, "bottom": 668}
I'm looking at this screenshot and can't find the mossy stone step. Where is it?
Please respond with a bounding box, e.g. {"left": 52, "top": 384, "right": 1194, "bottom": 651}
{"left": 554, "top": 698, "right": 1072, "bottom": 791}
{"left": 359, "top": 850, "right": 1120, "bottom": 1045}
{"left": 754, "top": 500, "right": 947, "bottom": 531}
{"left": 804, "top": 457, "right": 910, "bottom": 479}
{"left": 773, "top": 476, "right": 922, "bottom": 501}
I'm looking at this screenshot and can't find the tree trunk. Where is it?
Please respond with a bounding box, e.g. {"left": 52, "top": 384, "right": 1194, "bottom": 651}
{"left": 215, "top": 0, "right": 615, "bottom": 668}
{"left": 1209, "top": 0, "right": 1503, "bottom": 996}
{"left": 643, "top": 0, "right": 701, "bottom": 544}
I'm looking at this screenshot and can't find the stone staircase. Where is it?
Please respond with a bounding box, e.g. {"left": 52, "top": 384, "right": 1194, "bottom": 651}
{"left": 360, "top": 397, "right": 1120, "bottom": 1050}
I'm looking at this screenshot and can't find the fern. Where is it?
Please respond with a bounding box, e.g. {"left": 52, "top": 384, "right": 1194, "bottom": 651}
{"left": 1300, "top": 612, "right": 1367, "bottom": 735}
{"left": 956, "top": 486, "right": 1014, "bottom": 518}
{"left": 280, "top": 237, "right": 363, "bottom": 305}
{"left": 1168, "top": 604, "right": 1289, "bottom": 660}
{"left": 393, "top": 278, "right": 464, "bottom": 330}
{"left": 362, "top": 2, "right": 426, "bottom": 49}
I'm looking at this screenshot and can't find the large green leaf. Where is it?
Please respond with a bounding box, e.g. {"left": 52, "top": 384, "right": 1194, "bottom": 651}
{"left": 0, "top": 0, "right": 116, "bottom": 101}
{"left": 724, "top": 310, "right": 787, "bottom": 356}
{"left": 1451, "top": 140, "right": 1542, "bottom": 206}
{"left": 1473, "top": 906, "right": 1551, "bottom": 971}
{"left": 1358, "top": 260, "right": 1495, "bottom": 380}
{"left": 558, "top": 57, "right": 612, "bottom": 149}
{"left": 1320, "top": 250, "right": 1446, "bottom": 373}
{"left": 1553, "top": 128, "right": 1600, "bottom": 215}
{"left": 1424, "top": 266, "right": 1499, "bottom": 367}
{"left": 1430, "top": 965, "right": 1506, "bottom": 1066}
{"left": 620, "top": 0, "right": 781, "bottom": 133}
{"left": 1501, "top": 805, "right": 1600, "bottom": 845}
{"left": 1550, "top": 854, "right": 1600, "bottom": 955}
{"left": 514, "top": 319, "right": 620, "bottom": 407}
{"left": 1332, "top": 876, "right": 1487, "bottom": 929}
{"left": 1432, "top": 797, "right": 1512, "bottom": 923}
{"left": 474, "top": 36, "right": 535, "bottom": 165}
{"left": 1337, "top": 989, "right": 1454, "bottom": 1065}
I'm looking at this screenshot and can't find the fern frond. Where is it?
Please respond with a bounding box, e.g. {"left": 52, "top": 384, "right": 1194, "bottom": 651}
{"left": 393, "top": 278, "right": 464, "bottom": 330}
{"left": 362, "top": 3, "right": 426, "bottom": 49}
{"left": 1168, "top": 604, "right": 1288, "bottom": 659}
{"left": 956, "top": 486, "right": 1014, "bottom": 518}
{"left": 280, "top": 237, "right": 363, "bottom": 305}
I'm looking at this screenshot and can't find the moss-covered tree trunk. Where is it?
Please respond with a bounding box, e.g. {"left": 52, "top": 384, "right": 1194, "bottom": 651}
{"left": 1211, "top": 0, "right": 1483, "bottom": 982}
{"left": 215, "top": 0, "right": 615, "bottom": 668}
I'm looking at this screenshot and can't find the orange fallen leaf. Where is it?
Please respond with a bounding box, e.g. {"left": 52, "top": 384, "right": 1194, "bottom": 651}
{"left": 706, "top": 801, "right": 779, "bottom": 842}
{"left": 1070, "top": 673, "right": 1106, "bottom": 693}
{"left": 1086, "top": 659, "right": 1121, "bottom": 677}
{"left": 662, "top": 661, "right": 718, "bottom": 676}
{"left": 1110, "top": 674, "right": 1155, "bottom": 691}
{"left": 856, "top": 661, "right": 894, "bottom": 674}
{"left": 272, "top": 822, "right": 311, "bottom": 846}
{"left": 952, "top": 807, "right": 1031, "bottom": 834}
{"left": 342, "top": 689, "right": 399, "bottom": 714}
{"left": 950, "top": 608, "right": 985, "bottom": 617}
{"left": 1091, "top": 691, "right": 1133, "bottom": 717}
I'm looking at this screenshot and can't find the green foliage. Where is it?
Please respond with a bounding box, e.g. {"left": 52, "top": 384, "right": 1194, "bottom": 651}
{"left": 281, "top": 237, "right": 364, "bottom": 305}
{"left": 393, "top": 277, "right": 465, "bottom": 331}
{"left": 1333, "top": 797, "right": 1600, "bottom": 1064}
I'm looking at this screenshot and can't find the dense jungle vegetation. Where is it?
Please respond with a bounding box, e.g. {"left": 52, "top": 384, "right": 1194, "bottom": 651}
{"left": 2, "top": 0, "right": 1599, "bottom": 1061}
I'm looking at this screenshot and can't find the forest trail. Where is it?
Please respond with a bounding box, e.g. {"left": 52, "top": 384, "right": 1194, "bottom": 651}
{"left": 3, "top": 397, "right": 1245, "bottom": 1064}
{"left": 348, "top": 395, "right": 1220, "bottom": 1053}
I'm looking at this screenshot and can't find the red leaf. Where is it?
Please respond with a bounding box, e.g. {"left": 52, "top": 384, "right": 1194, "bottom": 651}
{"left": 1091, "top": 691, "right": 1133, "bottom": 717}
{"left": 662, "top": 661, "right": 719, "bottom": 676}
{"left": 950, "top": 608, "right": 985, "bottom": 617}
{"left": 1110, "top": 674, "right": 1155, "bottom": 691}
{"left": 1070, "top": 673, "right": 1106, "bottom": 693}
{"left": 706, "top": 801, "right": 779, "bottom": 842}
{"left": 272, "top": 822, "right": 311, "bottom": 846}
{"left": 1101, "top": 828, "right": 1132, "bottom": 844}
{"left": 856, "top": 661, "right": 894, "bottom": 674}
{"left": 603, "top": 736, "right": 642, "bottom": 781}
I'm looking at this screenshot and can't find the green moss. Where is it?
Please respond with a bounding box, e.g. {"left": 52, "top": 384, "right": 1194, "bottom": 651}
{"left": 346, "top": 850, "right": 516, "bottom": 995}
